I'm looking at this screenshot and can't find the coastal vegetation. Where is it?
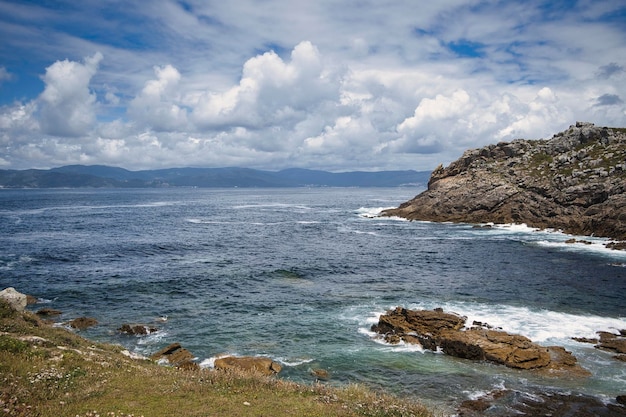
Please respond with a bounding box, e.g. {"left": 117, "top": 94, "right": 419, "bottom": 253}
{"left": 0, "top": 299, "right": 435, "bottom": 417}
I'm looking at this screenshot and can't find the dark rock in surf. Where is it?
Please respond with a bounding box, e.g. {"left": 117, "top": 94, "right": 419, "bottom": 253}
{"left": 382, "top": 122, "right": 626, "bottom": 243}
{"left": 118, "top": 323, "right": 158, "bottom": 335}
{"left": 372, "top": 307, "right": 588, "bottom": 375}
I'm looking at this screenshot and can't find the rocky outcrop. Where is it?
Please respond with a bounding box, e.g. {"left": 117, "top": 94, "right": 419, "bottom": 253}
{"left": 372, "top": 307, "right": 588, "bottom": 375}
{"left": 383, "top": 122, "right": 626, "bottom": 241}
{"left": 214, "top": 356, "right": 282, "bottom": 375}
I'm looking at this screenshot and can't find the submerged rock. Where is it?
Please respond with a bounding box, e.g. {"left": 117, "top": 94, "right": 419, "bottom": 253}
{"left": 214, "top": 355, "right": 282, "bottom": 375}
{"left": 372, "top": 307, "right": 588, "bottom": 375}
{"left": 36, "top": 308, "right": 62, "bottom": 317}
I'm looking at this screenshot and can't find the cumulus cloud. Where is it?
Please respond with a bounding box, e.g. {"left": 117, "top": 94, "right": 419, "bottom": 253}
{"left": 38, "top": 52, "right": 103, "bottom": 137}
{"left": 128, "top": 64, "right": 188, "bottom": 131}
{"left": 192, "top": 41, "right": 339, "bottom": 134}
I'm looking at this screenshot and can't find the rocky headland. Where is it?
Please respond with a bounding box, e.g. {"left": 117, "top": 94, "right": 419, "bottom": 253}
{"left": 383, "top": 122, "right": 626, "bottom": 243}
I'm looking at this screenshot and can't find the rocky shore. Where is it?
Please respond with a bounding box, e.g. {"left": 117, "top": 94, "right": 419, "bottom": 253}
{"left": 383, "top": 122, "right": 626, "bottom": 243}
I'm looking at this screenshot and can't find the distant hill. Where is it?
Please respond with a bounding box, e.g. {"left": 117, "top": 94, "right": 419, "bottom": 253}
{"left": 0, "top": 165, "right": 430, "bottom": 188}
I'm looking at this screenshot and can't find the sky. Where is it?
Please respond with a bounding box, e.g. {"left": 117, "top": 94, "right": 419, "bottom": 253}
{"left": 0, "top": 0, "right": 625, "bottom": 172}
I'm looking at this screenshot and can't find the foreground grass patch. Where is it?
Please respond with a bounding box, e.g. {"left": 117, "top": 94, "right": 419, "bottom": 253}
{"left": 0, "top": 301, "right": 436, "bottom": 417}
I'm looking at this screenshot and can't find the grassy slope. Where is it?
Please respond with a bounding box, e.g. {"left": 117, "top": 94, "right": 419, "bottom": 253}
{"left": 0, "top": 301, "right": 436, "bottom": 417}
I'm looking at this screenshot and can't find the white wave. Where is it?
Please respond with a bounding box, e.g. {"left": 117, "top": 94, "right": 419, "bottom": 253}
{"left": 355, "top": 206, "right": 395, "bottom": 218}
{"left": 136, "top": 330, "right": 168, "bottom": 345}
{"left": 410, "top": 301, "right": 626, "bottom": 344}
{"left": 361, "top": 303, "right": 625, "bottom": 347}
{"left": 275, "top": 357, "right": 315, "bottom": 367}
{"left": 199, "top": 353, "right": 232, "bottom": 369}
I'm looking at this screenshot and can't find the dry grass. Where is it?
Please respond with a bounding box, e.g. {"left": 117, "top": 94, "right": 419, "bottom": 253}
{"left": 0, "top": 301, "right": 437, "bottom": 417}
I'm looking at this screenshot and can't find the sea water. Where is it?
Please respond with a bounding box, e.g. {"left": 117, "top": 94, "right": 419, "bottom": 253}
{"left": 1, "top": 187, "right": 625, "bottom": 413}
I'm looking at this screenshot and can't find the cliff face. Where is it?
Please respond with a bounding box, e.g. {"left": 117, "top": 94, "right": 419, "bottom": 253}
{"left": 383, "top": 122, "right": 626, "bottom": 241}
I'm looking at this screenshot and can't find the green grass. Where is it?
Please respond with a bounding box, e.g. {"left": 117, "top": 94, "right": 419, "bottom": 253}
{"left": 0, "top": 301, "right": 438, "bottom": 417}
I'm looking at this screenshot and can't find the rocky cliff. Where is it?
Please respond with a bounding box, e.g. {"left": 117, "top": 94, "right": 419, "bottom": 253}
{"left": 383, "top": 122, "right": 626, "bottom": 241}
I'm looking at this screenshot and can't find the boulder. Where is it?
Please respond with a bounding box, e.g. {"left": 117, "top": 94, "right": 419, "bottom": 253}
{"left": 372, "top": 307, "right": 587, "bottom": 374}
{"left": 214, "top": 355, "right": 282, "bottom": 375}
{"left": 0, "top": 287, "right": 28, "bottom": 312}
{"left": 68, "top": 317, "right": 98, "bottom": 330}
{"left": 150, "top": 342, "right": 198, "bottom": 370}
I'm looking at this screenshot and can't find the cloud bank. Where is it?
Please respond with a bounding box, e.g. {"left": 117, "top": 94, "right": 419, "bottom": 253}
{"left": 0, "top": 0, "right": 624, "bottom": 171}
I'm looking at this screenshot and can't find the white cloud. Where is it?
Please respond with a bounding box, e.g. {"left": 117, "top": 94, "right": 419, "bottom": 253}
{"left": 128, "top": 64, "right": 188, "bottom": 131}
{"left": 0, "top": 1, "right": 625, "bottom": 171}
{"left": 38, "top": 52, "right": 102, "bottom": 137}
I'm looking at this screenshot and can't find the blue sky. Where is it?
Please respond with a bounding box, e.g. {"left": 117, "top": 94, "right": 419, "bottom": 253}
{"left": 0, "top": 0, "right": 624, "bottom": 171}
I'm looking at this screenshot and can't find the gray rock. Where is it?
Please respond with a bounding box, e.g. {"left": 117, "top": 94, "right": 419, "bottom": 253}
{"left": 0, "top": 287, "right": 28, "bottom": 312}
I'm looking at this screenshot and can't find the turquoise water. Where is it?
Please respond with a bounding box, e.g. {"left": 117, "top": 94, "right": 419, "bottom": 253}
{"left": 1, "top": 188, "right": 625, "bottom": 413}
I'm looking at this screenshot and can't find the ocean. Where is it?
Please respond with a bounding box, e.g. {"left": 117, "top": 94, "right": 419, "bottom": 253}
{"left": 1, "top": 187, "right": 625, "bottom": 414}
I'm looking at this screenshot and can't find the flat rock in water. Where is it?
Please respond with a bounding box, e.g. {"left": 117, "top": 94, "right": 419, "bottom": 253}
{"left": 372, "top": 307, "right": 589, "bottom": 375}
{"left": 150, "top": 342, "right": 198, "bottom": 370}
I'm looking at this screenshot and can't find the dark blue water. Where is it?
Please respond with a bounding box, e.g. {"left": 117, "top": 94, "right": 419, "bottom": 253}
{"left": 1, "top": 188, "right": 625, "bottom": 413}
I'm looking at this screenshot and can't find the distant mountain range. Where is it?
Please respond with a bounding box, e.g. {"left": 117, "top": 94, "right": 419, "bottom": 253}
{"left": 0, "top": 165, "right": 431, "bottom": 188}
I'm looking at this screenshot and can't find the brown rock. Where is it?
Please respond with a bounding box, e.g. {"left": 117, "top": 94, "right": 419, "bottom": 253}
{"left": 214, "top": 356, "right": 282, "bottom": 375}
{"left": 372, "top": 307, "right": 587, "bottom": 374}
{"left": 150, "top": 343, "right": 198, "bottom": 369}
{"left": 596, "top": 331, "right": 626, "bottom": 354}
{"left": 36, "top": 308, "right": 62, "bottom": 316}
{"left": 118, "top": 324, "right": 158, "bottom": 335}
{"left": 68, "top": 317, "right": 98, "bottom": 330}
